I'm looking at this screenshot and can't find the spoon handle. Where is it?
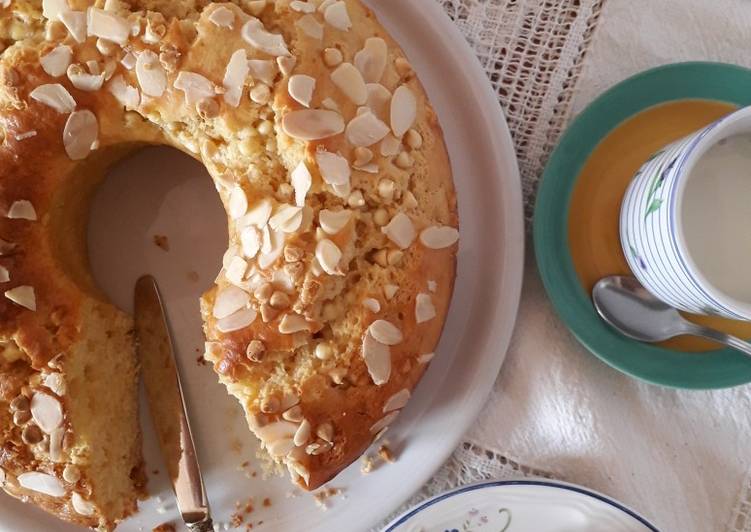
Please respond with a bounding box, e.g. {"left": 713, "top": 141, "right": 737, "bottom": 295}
{"left": 685, "top": 324, "right": 751, "bottom": 359}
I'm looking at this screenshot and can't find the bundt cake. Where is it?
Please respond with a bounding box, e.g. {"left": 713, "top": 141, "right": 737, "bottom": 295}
{"left": 0, "top": 0, "right": 459, "bottom": 529}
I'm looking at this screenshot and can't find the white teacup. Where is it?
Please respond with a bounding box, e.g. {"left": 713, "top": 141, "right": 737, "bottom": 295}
{"left": 620, "top": 105, "right": 751, "bottom": 321}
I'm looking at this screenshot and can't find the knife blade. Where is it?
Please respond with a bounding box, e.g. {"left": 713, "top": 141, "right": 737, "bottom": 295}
{"left": 134, "top": 275, "right": 213, "bottom": 532}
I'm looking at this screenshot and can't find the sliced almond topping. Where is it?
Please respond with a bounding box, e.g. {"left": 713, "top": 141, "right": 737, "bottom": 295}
{"left": 420, "top": 226, "right": 459, "bottom": 249}
{"left": 291, "top": 161, "right": 312, "bottom": 207}
{"left": 5, "top": 285, "right": 35, "bottom": 310}
{"left": 59, "top": 10, "right": 86, "bottom": 43}
{"left": 257, "top": 420, "right": 297, "bottom": 441}
{"left": 42, "top": 0, "right": 69, "bottom": 20}
{"left": 290, "top": 0, "right": 316, "bottom": 13}
{"left": 216, "top": 307, "right": 257, "bottom": 333}
{"left": 293, "top": 418, "right": 312, "bottom": 446}
{"left": 7, "top": 200, "right": 36, "bottom": 220}
{"left": 368, "top": 320, "right": 403, "bottom": 345}
{"left": 277, "top": 55, "right": 297, "bottom": 77}
{"left": 288, "top": 74, "right": 315, "bottom": 107}
{"left": 267, "top": 438, "right": 294, "bottom": 457}
{"left": 107, "top": 75, "right": 139, "bottom": 109}
{"left": 278, "top": 313, "right": 309, "bottom": 334}
{"left": 363, "top": 298, "right": 380, "bottom": 313}
{"left": 318, "top": 0, "right": 337, "bottom": 11}
{"left": 240, "top": 226, "right": 261, "bottom": 258}
{"left": 330, "top": 62, "right": 366, "bottom": 105}
{"left": 415, "top": 293, "right": 436, "bottom": 323}
{"left": 391, "top": 85, "right": 417, "bottom": 138}
{"left": 315, "top": 239, "right": 342, "bottom": 275}
{"left": 370, "top": 411, "right": 398, "bottom": 434}
{"left": 282, "top": 109, "right": 344, "bottom": 140}
{"left": 323, "top": 47, "right": 343, "bottom": 67}
{"left": 0, "top": 467, "right": 5, "bottom": 484}
{"left": 213, "top": 285, "right": 250, "bottom": 319}
{"left": 258, "top": 229, "right": 286, "bottom": 269}
{"left": 120, "top": 52, "right": 136, "bottom": 70}
{"left": 209, "top": 5, "right": 235, "bottom": 28}
{"left": 63, "top": 109, "right": 98, "bottom": 161}
{"left": 0, "top": 266, "right": 9, "bottom": 283}
{"left": 228, "top": 186, "right": 248, "bottom": 219}
{"left": 346, "top": 110, "right": 390, "bottom": 147}
{"left": 315, "top": 150, "right": 350, "bottom": 186}
{"left": 382, "top": 212, "right": 416, "bottom": 249}
{"left": 417, "top": 352, "right": 435, "bottom": 364}
{"left": 174, "top": 71, "right": 215, "bottom": 105}
{"left": 40, "top": 45, "right": 72, "bottom": 78}
{"left": 87, "top": 7, "right": 129, "bottom": 45}
{"left": 242, "top": 17, "right": 290, "bottom": 57}
{"left": 43, "top": 373, "right": 66, "bottom": 396}
{"left": 319, "top": 209, "right": 351, "bottom": 234}
{"left": 324, "top": 1, "right": 351, "bottom": 31}
{"left": 223, "top": 49, "right": 248, "bottom": 107}
{"left": 31, "top": 392, "right": 63, "bottom": 433}
{"left": 135, "top": 50, "right": 167, "bottom": 97}
{"left": 365, "top": 83, "right": 392, "bottom": 121}
{"left": 247, "top": 59, "right": 278, "bottom": 85}
{"left": 384, "top": 284, "right": 398, "bottom": 300}
{"left": 295, "top": 14, "right": 323, "bottom": 40}
{"left": 362, "top": 332, "right": 390, "bottom": 385}
{"left": 17, "top": 472, "right": 65, "bottom": 497}
{"left": 380, "top": 133, "right": 401, "bottom": 157}
{"left": 247, "top": 0, "right": 267, "bottom": 17}
{"left": 383, "top": 389, "right": 410, "bottom": 413}
{"left": 67, "top": 65, "right": 105, "bottom": 91}
{"left": 355, "top": 37, "right": 387, "bottom": 83}
{"left": 269, "top": 205, "right": 303, "bottom": 233}
{"left": 242, "top": 198, "right": 273, "bottom": 228}
{"left": 71, "top": 493, "right": 95, "bottom": 516}
{"left": 225, "top": 255, "right": 248, "bottom": 286}
{"left": 282, "top": 405, "right": 303, "bottom": 423}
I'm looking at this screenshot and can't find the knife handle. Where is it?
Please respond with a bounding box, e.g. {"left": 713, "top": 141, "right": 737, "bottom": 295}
{"left": 186, "top": 517, "right": 214, "bottom": 532}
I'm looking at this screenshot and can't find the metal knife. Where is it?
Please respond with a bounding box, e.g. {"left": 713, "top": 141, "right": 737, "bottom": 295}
{"left": 134, "top": 275, "right": 213, "bottom": 532}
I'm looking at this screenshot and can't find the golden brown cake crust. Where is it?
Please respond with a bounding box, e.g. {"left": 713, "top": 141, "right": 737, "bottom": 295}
{"left": 0, "top": 0, "right": 458, "bottom": 527}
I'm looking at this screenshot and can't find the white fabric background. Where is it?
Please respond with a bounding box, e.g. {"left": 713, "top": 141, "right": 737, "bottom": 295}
{"left": 386, "top": 1, "right": 751, "bottom": 531}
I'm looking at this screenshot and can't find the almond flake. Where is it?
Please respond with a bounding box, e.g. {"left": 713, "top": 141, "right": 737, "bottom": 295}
{"left": 290, "top": 0, "right": 316, "bottom": 13}
{"left": 0, "top": 266, "right": 9, "bottom": 283}
{"left": 295, "top": 14, "right": 323, "bottom": 40}
{"left": 229, "top": 186, "right": 248, "bottom": 219}
{"left": 67, "top": 65, "right": 105, "bottom": 91}
{"left": 174, "top": 71, "right": 215, "bottom": 105}
{"left": 366, "top": 83, "right": 392, "bottom": 121}
{"left": 291, "top": 161, "right": 312, "bottom": 207}
{"left": 248, "top": 59, "right": 278, "bottom": 85}
{"left": 321, "top": 98, "right": 339, "bottom": 112}
{"left": 120, "top": 52, "right": 136, "bottom": 70}
{"left": 242, "top": 17, "right": 290, "bottom": 57}
{"left": 135, "top": 50, "right": 167, "bottom": 97}
{"left": 428, "top": 280, "right": 437, "bottom": 292}
{"left": 87, "top": 7, "right": 129, "bottom": 45}
{"left": 319, "top": 209, "right": 351, "bottom": 235}
{"left": 278, "top": 313, "right": 309, "bottom": 334}
{"left": 40, "top": 45, "right": 73, "bottom": 77}
{"left": 223, "top": 49, "right": 248, "bottom": 107}
{"left": 0, "top": 467, "right": 5, "bottom": 484}
{"left": 17, "top": 472, "right": 65, "bottom": 497}
{"left": 346, "top": 110, "right": 390, "bottom": 147}
{"left": 384, "top": 284, "right": 398, "bottom": 300}
{"left": 7, "top": 200, "right": 36, "bottom": 220}
{"left": 363, "top": 298, "right": 380, "bottom": 313}
{"left": 315, "top": 150, "right": 350, "bottom": 186}
{"left": 391, "top": 85, "right": 417, "bottom": 138}
{"left": 31, "top": 392, "right": 63, "bottom": 433}
{"left": 30, "top": 83, "right": 75, "bottom": 114}
{"left": 216, "top": 307, "right": 257, "bottom": 333}
{"left": 43, "top": 372, "right": 66, "bottom": 396}
{"left": 63, "top": 109, "right": 98, "bottom": 160}
{"left": 362, "top": 332, "right": 390, "bottom": 385}
{"left": 267, "top": 438, "right": 294, "bottom": 456}
{"left": 288, "top": 75, "right": 315, "bottom": 107}
{"left": 370, "top": 411, "right": 398, "bottom": 434}
{"left": 42, "top": 0, "right": 68, "bottom": 20}
{"left": 277, "top": 55, "right": 297, "bottom": 77}
{"left": 242, "top": 198, "right": 273, "bottom": 227}
{"left": 293, "top": 418, "right": 312, "bottom": 446}
{"left": 380, "top": 133, "right": 401, "bottom": 157}
{"left": 420, "top": 226, "right": 459, "bottom": 249}
{"left": 331, "top": 62, "right": 366, "bottom": 105}
{"left": 417, "top": 352, "right": 435, "bottom": 364}
{"left": 282, "top": 109, "right": 344, "bottom": 140}
{"left": 269, "top": 205, "right": 303, "bottom": 233}
{"left": 247, "top": 0, "right": 267, "bottom": 16}
{"left": 369, "top": 320, "right": 403, "bottom": 345}
{"left": 59, "top": 10, "right": 86, "bottom": 43}
{"left": 382, "top": 212, "right": 415, "bottom": 249}
{"left": 71, "top": 493, "right": 95, "bottom": 516}
{"left": 258, "top": 229, "right": 285, "bottom": 269}
{"left": 355, "top": 38, "right": 387, "bottom": 83}
{"left": 225, "top": 256, "right": 248, "bottom": 285}
{"left": 315, "top": 239, "right": 342, "bottom": 275}
{"left": 415, "top": 293, "right": 436, "bottom": 323}
{"left": 213, "top": 285, "right": 250, "bottom": 319}
{"left": 240, "top": 226, "right": 261, "bottom": 258}
{"left": 107, "top": 75, "right": 139, "bottom": 108}
{"left": 318, "top": 0, "right": 337, "bottom": 11}
{"left": 257, "top": 420, "right": 297, "bottom": 441}
{"left": 5, "top": 285, "right": 35, "bottom": 310}
{"left": 208, "top": 6, "right": 235, "bottom": 28}
{"left": 383, "top": 389, "right": 410, "bottom": 413}
{"left": 324, "top": 1, "right": 351, "bottom": 31}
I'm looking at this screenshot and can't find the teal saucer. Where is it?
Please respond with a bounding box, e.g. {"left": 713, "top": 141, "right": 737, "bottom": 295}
{"left": 534, "top": 62, "right": 751, "bottom": 389}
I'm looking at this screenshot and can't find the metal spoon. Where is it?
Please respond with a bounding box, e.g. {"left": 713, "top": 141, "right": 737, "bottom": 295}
{"left": 592, "top": 275, "right": 751, "bottom": 358}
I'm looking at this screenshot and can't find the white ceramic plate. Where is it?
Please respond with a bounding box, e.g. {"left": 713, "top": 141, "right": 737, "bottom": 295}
{"left": 0, "top": 1, "right": 524, "bottom": 530}
{"left": 385, "top": 481, "right": 660, "bottom": 532}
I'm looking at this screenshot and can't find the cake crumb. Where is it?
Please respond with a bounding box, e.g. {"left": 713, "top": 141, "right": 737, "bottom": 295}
{"left": 378, "top": 444, "right": 396, "bottom": 463}
{"left": 312, "top": 487, "right": 343, "bottom": 511}
{"left": 230, "top": 438, "right": 244, "bottom": 453}
{"left": 262, "top": 497, "right": 271, "bottom": 507}
{"left": 152, "top": 523, "right": 175, "bottom": 532}
{"left": 196, "top": 355, "right": 209, "bottom": 367}
{"left": 153, "top": 234, "right": 170, "bottom": 251}
{"left": 230, "top": 512, "right": 245, "bottom": 528}
{"left": 360, "top": 455, "right": 375, "bottom": 474}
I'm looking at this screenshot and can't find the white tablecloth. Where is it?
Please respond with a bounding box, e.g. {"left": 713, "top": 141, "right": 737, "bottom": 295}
{"left": 398, "top": 2, "right": 751, "bottom": 531}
